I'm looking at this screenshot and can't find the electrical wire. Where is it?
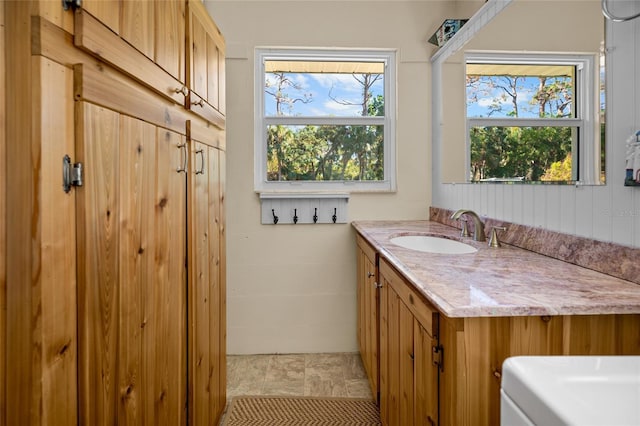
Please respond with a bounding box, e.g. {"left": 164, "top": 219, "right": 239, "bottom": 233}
{"left": 602, "top": 0, "right": 640, "bottom": 22}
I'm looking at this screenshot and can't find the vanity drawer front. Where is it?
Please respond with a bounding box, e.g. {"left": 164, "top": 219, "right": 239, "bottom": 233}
{"left": 380, "top": 258, "right": 438, "bottom": 337}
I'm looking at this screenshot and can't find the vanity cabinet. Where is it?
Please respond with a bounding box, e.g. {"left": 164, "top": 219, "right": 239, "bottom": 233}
{"left": 4, "top": 1, "right": 226, "bottom": 424}
{"left": 439, "top": 313, "right": 640, "bottom": 425}
{"left": 379, "top": 258, "right": 439, "bottom": 426}
{"left": 356, "top": 235, "right": 380, "bottom": 400}
{"left": 355, "top": 229, "right": 640, "bottom": 426}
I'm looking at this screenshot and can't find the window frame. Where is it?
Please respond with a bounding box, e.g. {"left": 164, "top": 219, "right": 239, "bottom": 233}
{"left": 254, "top": 47, "right": 397, "bottom": 193}
{"left": 464, "top": 52, "right": 598, "bottom": 183}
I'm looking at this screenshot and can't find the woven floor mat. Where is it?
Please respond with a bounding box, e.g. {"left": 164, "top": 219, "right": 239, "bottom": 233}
{"left": 221, "top": 396, "right": 381, "bottom": 426}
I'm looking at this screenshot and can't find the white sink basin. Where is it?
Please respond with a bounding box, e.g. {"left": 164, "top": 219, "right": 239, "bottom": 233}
{"left": 501, "top": 356, "right": 640, "bottom": 425}
{"left": 389, "top": 235, "right": 477, "bottom": 254}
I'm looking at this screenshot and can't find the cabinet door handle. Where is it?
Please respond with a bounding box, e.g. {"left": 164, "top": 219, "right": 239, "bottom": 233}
{"left": 367, "top": 272, "right": 374, "bottom": 278}
{"left": 174, "top": 86, "right": 188, "bottom": 97}
{"left": 192, "top": 98, "right": 205, "bottom": 107}
{"left": 176, "top": 143, "right": 187, "bottom": 173}
{"left": 195, "top": 149, "right": 205, "bottom": 175}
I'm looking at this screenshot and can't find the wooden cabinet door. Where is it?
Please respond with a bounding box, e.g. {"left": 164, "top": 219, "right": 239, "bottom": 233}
{"left": 186, "top": 0, "right": 225, "bottom": 126}
{"left": 398, "top": 300, "right": 415, "bottom": 426}
{"left": 76, "top": 102, "right": 187, "bottom": 425}
{"left": 364, "top": 252, "right": 379, "bottom": 398}
{"left": 155, "top": 0, "right": 186, "bottom": 83}
{"left": 379, "top": 267, "right": 390, "bottom": 425}
{"left": 382, "top": 278, "right": 414, "bottom": 426}
{"left": 81, "top": 0, "right": 120, "bottom": 35}
{"left": 415, "top": 320, "right": 438, "bottom": 426}
{"left": 356, "top": 237, "right": 379, "bottom": 400}
{"left": 357, "top": 247, "right": 367, "bottom": 361}
{"left": 386, "top": 282, "right": 401, "bottom": 426}
{"left": 121, "top": 0, "right": 155, "bottom": 60}
{"left": 188, "top": 138, "right": 226, "bottom": 426}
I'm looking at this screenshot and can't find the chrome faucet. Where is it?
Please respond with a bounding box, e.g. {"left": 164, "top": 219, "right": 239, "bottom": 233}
{"left": 450, "top": 209, "right": 486, "bottom": 242}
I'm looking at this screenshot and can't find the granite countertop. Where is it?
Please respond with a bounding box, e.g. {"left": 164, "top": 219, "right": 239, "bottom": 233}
{"left": 352, "top": 220, "right": 640, "bottom": 318}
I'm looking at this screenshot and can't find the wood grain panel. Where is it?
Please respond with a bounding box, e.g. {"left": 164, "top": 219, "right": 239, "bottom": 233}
{"left": 563, "top": 314, "right": 617, "bottom": 355}
{"left": 152, "top": 128, "right": 188, "bottom": 425}
{"left": 218, "top": 149, "right": 227, "bottom": 419}
{"left": 207, "top": 147, "right": 222, "bottom": 422}
{"left": 615, "top": 314, "right": 640, "bottom": 354}
{"left": 36, "top": 56, "right": 78, "bottom": 426}
{"left": 438, "top": 316, "right": 466, "bottom": 426}
{"left": 74, "top": 9, "right": 186, "bottom": 106}
{"left": 118, "top": 115, "right": 157, "bottom": 425}
{"left": 0, "top": 3, "right": 6, "bottom": 421}
{"left": 510, "top": 315, "right": 563, "bottom": 356}
{"left": 74, "top": 61, "right": 189, "bottom": 135}
{"left": 398, "top": 302, "right": 414, "bottom": 426}
{"left": 207, "top": 36, "right": 221, "bottom": 111}
{"left": 357, "top": 248, "right": 365, "bottom": 357}
{"left": 386, "top": 288, "right": 400, "bottom": 426}
{"left": 365, "top": 254, "right": 378, "bottom": 398}
{"left": 414, "top": 321, "right": 438, "bottom": 426}
{"left": 189, "top": 9, "right": 208, "bottom": 99}
{"left": 76, "top": 102, "right": 121, "bottom": 426}
{"left": 189, "top": 141, "right": 211, "bottom": 426}
{"left": 36, "top": 0, "right": 74, "bottom": 34}
{"left": 155, "top": 0, "right": 186, "bottom": 83}
{"left": 82, "top": 0, "right": 120, "bottom": 35}
{"left": 121, "top": 0, "right": 154, "bottom": 60}
{"left": 378, "top": 273, "right": 389, "bottom": 425}
{"left": 218, "top": 47, "right": 226, "bottom": 116}
{"left": 5, "top": 2, "right": 36, "bottom": 421}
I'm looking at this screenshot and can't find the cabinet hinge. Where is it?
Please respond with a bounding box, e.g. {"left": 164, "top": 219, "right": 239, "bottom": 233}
{"left": 63, "top": 155, "right": 83, "bottom": 193}
{"left": 432, "top": 344, "right": 444, "bottom": 372}
{"left": 62, "top": 0, "right": 81, "bottom": 11}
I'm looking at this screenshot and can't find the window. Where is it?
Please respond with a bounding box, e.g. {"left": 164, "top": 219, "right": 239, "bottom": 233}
{"left": 465, "top": 53, "right": 599, "bottom": 183}
{"left": 254, "top": 48, "right": 396, "bottom": 192}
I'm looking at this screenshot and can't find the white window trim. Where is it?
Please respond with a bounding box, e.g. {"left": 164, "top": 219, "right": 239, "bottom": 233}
{"left": 254, "top": 47, "right": 397, "bottom": 193}
{"left": 464, "top": 51, "right": 599, "bottom": 183}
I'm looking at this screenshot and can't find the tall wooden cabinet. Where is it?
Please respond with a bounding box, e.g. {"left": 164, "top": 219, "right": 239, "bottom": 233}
{"left": 3, "top": 1, "right": 226, "bottom": 424}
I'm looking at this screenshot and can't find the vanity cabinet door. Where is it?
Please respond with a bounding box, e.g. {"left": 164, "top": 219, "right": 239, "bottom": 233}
{"left": 415, "top": 320, "right": 438, "bottom": 426}
{"left": 379, "top": 258, "right": 439, "bottom": 426}
{"left": 356, "top": 236, "right": 379, "bottom": 400}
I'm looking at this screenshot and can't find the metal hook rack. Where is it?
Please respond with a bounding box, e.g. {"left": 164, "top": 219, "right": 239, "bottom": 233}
{"left": 259, "top": 193, "right": 349, "bottom": 225}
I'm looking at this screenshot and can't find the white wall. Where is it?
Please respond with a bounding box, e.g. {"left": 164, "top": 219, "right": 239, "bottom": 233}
{"left": 206, "top": 1, "right": 465, "bottom": 354}
{"left": 433, "top": 1, "right": 640, "bottom": 249}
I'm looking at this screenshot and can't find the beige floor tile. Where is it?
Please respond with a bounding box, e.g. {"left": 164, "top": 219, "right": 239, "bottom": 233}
{"left": 346, "top": 378, "right": 374, "bottom": 399}
{"left": 226, "top": 352, "right": 373, "bottom": 400}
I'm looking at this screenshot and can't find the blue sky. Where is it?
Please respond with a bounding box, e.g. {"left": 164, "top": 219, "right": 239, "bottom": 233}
{"left": 265, "top": 72, "right": 384, "bottom": 117}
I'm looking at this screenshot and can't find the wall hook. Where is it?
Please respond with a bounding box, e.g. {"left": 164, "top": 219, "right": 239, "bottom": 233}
{"left": 272, "top": 209, "right": 279, "bottom": 225}
{"left": 293, "top": 208, "right": 298, "bottom": 224}
{"left": 313, "top": 208, "right": 318, "bottom": 224}
{"left": 332, "top": 208, "right": 337, "bottom": 224}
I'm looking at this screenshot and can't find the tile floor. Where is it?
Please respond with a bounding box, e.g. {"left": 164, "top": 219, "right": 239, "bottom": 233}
{"left": 226, "top": 353, "right": 373, "bottom": 400}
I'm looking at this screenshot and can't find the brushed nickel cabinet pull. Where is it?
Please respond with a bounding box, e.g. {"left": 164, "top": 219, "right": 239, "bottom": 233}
{"left": 176, "top": 144, "right": 187, "bottom": 173}
{"left": 174, "top": 86, "right": 188, "bottom": 97}
{"left": 195, "top": 149, "right": 205, "bottom": 175}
